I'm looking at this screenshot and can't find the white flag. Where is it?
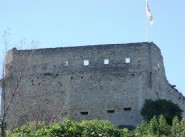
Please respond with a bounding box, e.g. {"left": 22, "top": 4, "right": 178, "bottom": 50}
{"left": 146, "top": 0, "right": 153, "bottom": 25}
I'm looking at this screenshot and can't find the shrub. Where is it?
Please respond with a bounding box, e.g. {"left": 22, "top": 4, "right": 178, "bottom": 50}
{"left": 141, "top": 99, "right": 182, "bottom": 125}
{"left": 11, "top": 119, "right": 130, "bottom": 137}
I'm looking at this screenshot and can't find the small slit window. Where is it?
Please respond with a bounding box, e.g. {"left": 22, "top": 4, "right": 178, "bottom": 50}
{"left": 123, "top": 107, "right": 131, "bottom": 111}
{"left": 84, "top": 60, "right": 89, "bottom": 66}
{"left": 80, "top": 112, "right": 88, "bottom": 115}
{"left": 104, "top": 59, "right": 109, "bottom": 64}
{"left": 125, "top": 57, "right": 130, "bottom": 63}
{"left": 107, "top": 110, "right": 115, "bottom": 113}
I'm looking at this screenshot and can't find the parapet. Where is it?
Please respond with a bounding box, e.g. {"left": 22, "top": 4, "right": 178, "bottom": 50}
{"left": 6, "top": 42, "right": 163, "bottom": 76}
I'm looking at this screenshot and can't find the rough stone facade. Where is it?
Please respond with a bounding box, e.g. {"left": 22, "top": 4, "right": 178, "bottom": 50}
{"left": 2, "top": 42, "right": 185, "bottom": 129}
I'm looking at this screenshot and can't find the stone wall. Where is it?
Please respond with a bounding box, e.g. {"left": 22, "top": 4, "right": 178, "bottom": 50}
{"left": 2, "top": 42, "right": 185, "bottom": 129}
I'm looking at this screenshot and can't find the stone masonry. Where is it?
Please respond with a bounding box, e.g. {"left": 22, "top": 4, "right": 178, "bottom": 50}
{"left": 1, "top": 42, "right": 185, "bottom": 129}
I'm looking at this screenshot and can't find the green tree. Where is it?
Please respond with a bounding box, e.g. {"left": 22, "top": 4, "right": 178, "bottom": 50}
{"left": 158, "top": 115, "right": 171, "bottom": 136}
{"left": 171, "top": 117, "right": 185, "bottom": 137}
{"left": 141, "top": 99, "right": 183, "bottom": 125}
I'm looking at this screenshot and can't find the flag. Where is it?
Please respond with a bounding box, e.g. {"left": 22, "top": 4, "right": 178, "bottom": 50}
{"left": 146, "top": 0, "right": 153, "bottom": 25}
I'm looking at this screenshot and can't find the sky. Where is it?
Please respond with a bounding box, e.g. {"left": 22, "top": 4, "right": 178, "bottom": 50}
{"left": 0, "top": 0, "right": 185, "bottom": 95}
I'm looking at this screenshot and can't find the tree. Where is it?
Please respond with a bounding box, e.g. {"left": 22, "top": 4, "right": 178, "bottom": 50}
{"left": 141, "top": 99, "right": 183, "bottom": 125}
{"left": 0, "top": 31, "right": 39, "bottom": 136}
{"left": 0, "top": 31, "right": 71, "bottom": 136}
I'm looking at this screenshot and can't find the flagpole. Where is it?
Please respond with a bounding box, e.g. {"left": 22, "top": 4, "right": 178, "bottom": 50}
{"left": 146, "top": 14, "right": 148, "bottom": 42}
{"left": 146, "top": 0, "right": 153, "bottom": 42}
{"left": 145, "top": 0, "right": 148, "bottom": 42}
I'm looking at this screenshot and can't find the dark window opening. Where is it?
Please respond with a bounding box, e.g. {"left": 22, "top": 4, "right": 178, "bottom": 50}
{"left": 81, "top": 76, "right": 83, "bottom": 79}
{"left": 107, "top": 110, "right": 115, "bottom": 113}
{"left": 44, "top": 73, "right": 52, "bottom": 76}
{"left": 71, "top": 77, "right": 73, "bottom": 80}
{"left": 90, "top": 76, "right": 93, "bottom": 78}
{"left": 33, "top": 66, "right": 36, "bottom": 69}
{"left": 80, "top": 112, "right": 88, "bottom": 115}
{"left": 123, "top": 107, "right": 131, "bottom": 111}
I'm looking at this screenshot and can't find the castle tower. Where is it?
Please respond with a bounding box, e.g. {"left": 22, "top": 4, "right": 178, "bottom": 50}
{"left": 2, "top": 42, "right": 185, "bottom": 129}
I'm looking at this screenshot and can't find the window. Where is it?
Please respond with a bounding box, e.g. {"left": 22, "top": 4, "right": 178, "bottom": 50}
{"left": 104, "top": 59, "right": 109, "bottom": 64}
{"left": 64, "top": 61, "right": 68, "bottom": 66}
{"left": 107, "top": 110, "right": 115, "bottom": 113}
{"left": 84, "top": 60, "right": 89, "bottom": 66}
{"left": 123, "top": 107, "right": 131, "bottom": 111}
{"left": 32, "top": 66, "right": 36, "bottom": 71}
{"left": 80, "top": 112, "right": 88, "bottom": 115}
{"left": 125, "top": 57, "right": 130, "bottom": 63}
{"left": 42, "top": 63, "right": 47, "bottom": 69}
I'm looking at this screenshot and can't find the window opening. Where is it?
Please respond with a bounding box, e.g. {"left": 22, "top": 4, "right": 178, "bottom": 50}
{"left": 107, "top": 110, "right": 115, "bottom": 113}
{"left": 64, "top": 61, "right": 68, "bottom": 66}
{"left": 125, "top": 57, "right": 130, "bottom": 63}
{"left": 104, "top": 59, "right": 109, "bottom": 64}
{"left": 123, "top": 107, "right": 131, "bottom": 111}
{"left": 84, "top": 60, "right": 89, "bottom": 66}
{"left": 42, "top": 63, "right": 47, "bottom": 69}
{"left": 80, "top": 112, "right": 88, "bottom": 115}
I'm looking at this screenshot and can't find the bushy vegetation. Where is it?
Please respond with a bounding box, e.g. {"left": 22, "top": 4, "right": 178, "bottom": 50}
{"left": 141, "top": 99, "right": 183, "bottom": 125}
{"left": 9, "top": 119, "right": 129, "bottom": 137}
{"left": 5, "top": 116, "right": 185, "bottom": 137}
{"left": 133, "top": 115, "right": 185, "bottom": 137}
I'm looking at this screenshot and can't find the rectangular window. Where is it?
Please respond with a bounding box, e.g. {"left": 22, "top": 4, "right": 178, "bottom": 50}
{"left": 123, "top": 107, "right": 131, "bottom": 111}
{"left": 107, "top": 110, "right": 115, "bottom": 113}
{"left": 80, "top": 112, "right": 88, "bottom": 115}
{"left": 84, "top": 60, "right": 89, "bottom": 66}
{"left": 42, "top": 63, "right": 47, "bottom": 69}
{"left": 32, "top": 66, "right": 36, "bottom": 71}
{"left": 64, "top": 61, "right": 68, "bottom": 66}
{"left": 125, "top": 57, "right": 130, "bottom": 63}
{"left": 104, "top": 59, "right": 109, "bottom": 64}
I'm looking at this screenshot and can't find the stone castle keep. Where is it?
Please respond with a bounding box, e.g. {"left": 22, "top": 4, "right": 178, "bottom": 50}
{"left": 2, "top": 42, "right": 185, "bottom": 129}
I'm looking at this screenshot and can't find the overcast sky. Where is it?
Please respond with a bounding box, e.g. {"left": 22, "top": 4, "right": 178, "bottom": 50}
{"left": 0, "top": 0, "right": 185, "bottom": 95}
